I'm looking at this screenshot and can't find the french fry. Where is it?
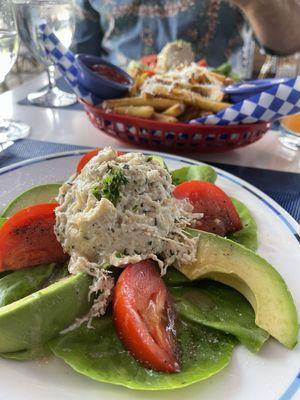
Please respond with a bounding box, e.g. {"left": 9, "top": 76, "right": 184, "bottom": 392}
{"left": 152, "top": 78, "right": 224, "bottom": 102}
{"left": 113, "top": 106, "right": 154, "bottom": 119}
{"left": 147, "top": 85, "right": 230, "bottom": 113}
{"left": 162, "top": 103, "right": 185, "bottom": 117}
{"left": 147, "top": 97, "right": 179, "bottom": 110}
{"left": 129, "top": 83, "right": 140, "bottom": 97}
{"left": 191, "top": 85, "right": 224, "bottom": 102}
{"left": 153, "top": 113, "right": 178, "bottom": 123}
{"left": 207, "top": 71, "right": 228, "bottom": 84}
{"left": 103, "top": 61, "right": 233, "bottom": 122}
{"left": 179, "top": 107, "right": 211, "bottom": 122}
{"left": 128, "top": 70, "right": 149, "bottom": 95}
{"left": 103, "top": 96, "right": 178, "bottom": 110}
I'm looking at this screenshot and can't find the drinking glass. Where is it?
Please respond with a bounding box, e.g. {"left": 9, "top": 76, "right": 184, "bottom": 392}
{"left": 279, "top": 114, "right": 300, "bottom": 151}
{"left": 13, "top": 0, "right": 77, "bottom": 107}
{"left": 0, "top": 0, "right": 30, "bottom": 141}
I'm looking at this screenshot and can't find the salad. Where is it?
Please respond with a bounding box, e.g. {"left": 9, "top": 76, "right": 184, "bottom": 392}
{"left": 0, "top": 148, "right": 298, "bottom": 391}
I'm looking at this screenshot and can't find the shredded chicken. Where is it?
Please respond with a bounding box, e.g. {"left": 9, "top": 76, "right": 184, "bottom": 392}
{"left": 55, "top": 147, "right": 200, "bottom": 323}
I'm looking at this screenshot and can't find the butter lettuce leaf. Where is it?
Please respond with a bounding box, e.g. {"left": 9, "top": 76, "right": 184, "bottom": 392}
{"left": 229, "top": 198, "right": 258, "bottom": 251}
{"left": 0, "top": 217, "right": 6, "bottom": 227}
{"left": 163, "top": 267, "right": 191, "bottom": 286}
{"left": 50, "top": 316, "right": 235, "bottom": 390}
{"left": 0, "top": 344, "right": 51, "bottom": 360}
{"left": 171, "top": 282, "right": 269, "bottom": 353}
{"left": 0, "top": 271, "right": 11, "bottom": 279}
{"left": 171, "top": 165, "right": 217, "bottom": 185}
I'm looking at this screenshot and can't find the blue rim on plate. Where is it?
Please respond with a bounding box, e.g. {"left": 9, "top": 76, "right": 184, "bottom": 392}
{"left": 0, "top": 150, "right": 298, "bottom": 400}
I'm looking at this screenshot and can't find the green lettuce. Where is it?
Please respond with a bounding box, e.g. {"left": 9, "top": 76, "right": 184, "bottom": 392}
{"left": 163, "top": 267, "right": 191, "bottom": 286}
{"left": 0, "top": 271, "right": 11, "bottom": 279}
{"left": 50, "top": 316, "right": 235, "bottom": 390}
{"left": 49, "top": 279, "right": 268, "bottom": 389}
{"left": 171, "top": 165, "right": 217, "bottom": 185}
{"left": 229, "top": 198, "right": 258, "bottom": 251}
{"left": 0, "top": 344, "right": 51, "bottom": 360}
{"left": 212, "top": 62, "right": 240, "bottom": 81}
{"left": 171, "top": 282, "right": 269, "bottom": 353}
{"left": 0, "top": 217, "right": 6, "bottom": 228}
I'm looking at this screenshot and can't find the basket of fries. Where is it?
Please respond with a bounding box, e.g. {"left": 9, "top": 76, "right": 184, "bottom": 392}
{"left": 41, "top": 30, "right": 300, "bottom": 152}
{"left": 81, "top": 100, "right": 268, "bottom": 152}
{"left": 80, "top": 62, "right": 269, "bottom": 152}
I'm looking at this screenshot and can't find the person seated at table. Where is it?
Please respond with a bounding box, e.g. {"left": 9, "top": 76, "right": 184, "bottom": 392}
{"left": 73, "top": 0, "right": 300, "bottom": 78}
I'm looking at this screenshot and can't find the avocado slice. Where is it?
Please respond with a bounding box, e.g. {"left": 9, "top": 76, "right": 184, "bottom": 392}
{"left": 0, "top": 263, "right": 57, "bottom": 307}
{"left": 177, "top": 230, "right": 298, "bottom": 349}
{"left": 1, "top": 183, "right": 61, "bottom": 217}
{"left": 0, "top": 273, "right": 92, "bottom": 353}
{"left": 148, "top": 155, "right": 168, "bottom": 170}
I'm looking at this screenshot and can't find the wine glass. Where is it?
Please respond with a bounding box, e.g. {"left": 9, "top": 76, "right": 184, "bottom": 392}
{"left": 13, "top": 0, "right": 77, "bottom": 108}
{"left": 0, "top": 0, "right": 30, "bottom": 141}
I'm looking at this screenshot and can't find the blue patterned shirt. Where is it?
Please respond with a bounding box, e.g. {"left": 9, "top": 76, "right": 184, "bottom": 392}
{"left": 73, "top": 0, "right": 254, "bottom": 78}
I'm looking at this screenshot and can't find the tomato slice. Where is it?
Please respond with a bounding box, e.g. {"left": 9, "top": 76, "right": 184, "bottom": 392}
{"left": 140, "top": 54, "right": 157, "bottom": 69}
{"left": 76, "top": 149, "right": 125, "bottom": 174}
{"left": 173, "top": 180, "right": 242, "bottom": 236}
{"left": 76, "top": 149, "right": 102, "bottom": 174}
{"left": 197, "top": 58, "right": 208, "bottom": 67}
{"left": 0, "top": 203, "right": 68, "bottom": 271}
{"left": 142, "top": 69, "right": 156, "bottom": 77}
{"left": 113, "top": 260, "right": 180, "bottom": 373}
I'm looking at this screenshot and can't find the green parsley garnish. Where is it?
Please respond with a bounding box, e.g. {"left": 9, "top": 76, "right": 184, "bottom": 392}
{"left": 92, "top": 166, "right": 128, "bottom": 206}
{"left": 100, "top": 262, "right": 111, "bottom": 270}
{"left": 92, "top": 186, "right": 102, "bottom": 201}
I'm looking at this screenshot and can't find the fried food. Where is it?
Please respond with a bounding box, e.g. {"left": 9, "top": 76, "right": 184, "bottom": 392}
{"left": 153, "top": 113, "right": 178, "bottom": 123}
{"left": 102, "top": 60, "right": 233, "bottom": 123}
{"left": 103, "top": 97, "right": 178, "bottom": 110}
{"left": 112, "top": 106, "right": 155, "bottom": 119}
{"left": 162, "top": 103, "right": 186, "bottom": 117}
{"left": 146, "top": 84, "right": 230, "bottom": 113}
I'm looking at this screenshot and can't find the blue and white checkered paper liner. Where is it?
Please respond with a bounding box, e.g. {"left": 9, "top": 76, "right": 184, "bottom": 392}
{"left": 191, "top": 76, "right": 300, "bottom": 125}
{"left": 39, "top": 24, "right": 102, "bottom": 106}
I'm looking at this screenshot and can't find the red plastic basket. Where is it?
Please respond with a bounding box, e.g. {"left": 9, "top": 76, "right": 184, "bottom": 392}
{"left": 81, "top": 100, "right": 269, "bottom": 153}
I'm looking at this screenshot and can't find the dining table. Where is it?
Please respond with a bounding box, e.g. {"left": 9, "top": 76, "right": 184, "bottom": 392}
{"left": 0, "top": 72, "right": 299, "bottom": 223}
{"left": 0, "top": 72, "right": 300, "bottom": 400}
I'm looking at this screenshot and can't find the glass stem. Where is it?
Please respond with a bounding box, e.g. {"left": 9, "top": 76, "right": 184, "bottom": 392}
{"left": 47, "top": 65, "right": 56, "bottom": 90}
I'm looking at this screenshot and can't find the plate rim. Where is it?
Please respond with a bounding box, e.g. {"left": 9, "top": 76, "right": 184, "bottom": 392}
{"left": 0, "top": 149, "right": 299, "bottom": 399}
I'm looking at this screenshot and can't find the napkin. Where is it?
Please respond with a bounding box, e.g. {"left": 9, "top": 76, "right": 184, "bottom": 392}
{"left": 191, "top": 76, "right": 300, "bottom": 125}
{"left": 39, "top": 24, "right": 102, "bottom": 106}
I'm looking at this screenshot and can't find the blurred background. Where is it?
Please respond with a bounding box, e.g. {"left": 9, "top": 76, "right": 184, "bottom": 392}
{"left": 1, "top": 0, "right": 299, "bottom": 150}
{"left": 2, "top": 44, "right": 299, "bottom": 94}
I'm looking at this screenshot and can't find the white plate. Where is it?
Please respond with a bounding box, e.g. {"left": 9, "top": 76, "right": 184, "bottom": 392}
{"left": 0, "top": 150, "right": 299, "bottom": 400}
